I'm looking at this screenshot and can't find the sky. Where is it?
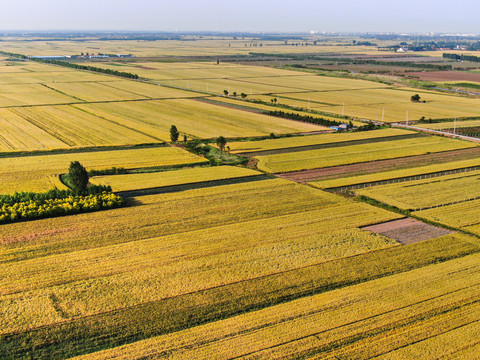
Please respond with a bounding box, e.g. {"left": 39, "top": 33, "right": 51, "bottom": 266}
{"left": 0, "top": 0, "right": 478, "bottom": 34}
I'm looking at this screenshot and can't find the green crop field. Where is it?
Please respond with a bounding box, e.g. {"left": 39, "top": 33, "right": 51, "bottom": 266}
{"left": 255, "top": 135, "right": 475, "bottom": 173}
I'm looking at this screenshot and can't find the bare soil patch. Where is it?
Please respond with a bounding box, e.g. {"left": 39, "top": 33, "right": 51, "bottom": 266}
{"left": 362, "top": 218, "right": 454, "bottom": 245}
{"left": 277, "top": 147, "right": 480, "bottom": 183}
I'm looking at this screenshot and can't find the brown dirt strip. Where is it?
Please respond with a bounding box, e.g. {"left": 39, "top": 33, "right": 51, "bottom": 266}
{"left": 362, "top": 218, "right": 455, "bottom": 245}
{"left": 237, "top": 133, "right": 424, "bottom": 157}
{"left": 277, "top": 147, "right": 480, "bottom": 183}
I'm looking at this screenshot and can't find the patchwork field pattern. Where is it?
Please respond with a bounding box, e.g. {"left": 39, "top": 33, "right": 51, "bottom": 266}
{"left": 255, "top": 135, "right": 475, "bottom": 173}
{"left": 0, "top": 61, "right": 325, "bottom": 151}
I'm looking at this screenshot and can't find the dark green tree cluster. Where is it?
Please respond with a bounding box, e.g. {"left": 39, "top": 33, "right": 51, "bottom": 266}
{"left": 170, "top": 125, "right": 179, "bottom": 142}
{"left": 68, "top": 161, "right": 90, "bottom": 194}
{"left": 264, "top": 110, "right": 343, "bottom": 127}
{"left": 30, "top": 58, "right": 139, "bottom": 79}
{"left": 443, "top": 53, "right": 480, "bottom": 62}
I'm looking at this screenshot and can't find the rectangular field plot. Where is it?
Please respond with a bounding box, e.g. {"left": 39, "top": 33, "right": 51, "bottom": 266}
{"left": 86, "top": 61, "right": 306, "bottom": 81}
{"left": 255, "top": 135, "right": 475, "bottom": 173}
{"left": 228, "top": 128, "right": 416, "bottom": 154}
{"left": 69, "top": 249, "right": 480, "bottom": 360}
{"left": 254, "top": 87, "right": 480, "bottom": 122}
{"left": 91, "top": 166, "right": 261, "bottom": 192}
{"left": 311, "top": 157, "right": 480, "bottom": 189}
{"left": 362, "top": 218, "right": 454, "bottom": 244}
{"left": 0, "top": 105, "right": 162, "bottom": 150}
{"left": 0, "top": 146, "right": 203, "bottom": 194}
{"left": 0, "top": 83, "right": 77, "bottom": 107}
{"left": 356, "top": 169, "right": 480, "bottom": 210}
{"left": 78, "top": 99, "right": 324, "bottom": 139}
{"left": 415, "top": 199, "right": 480, "bottom": 232}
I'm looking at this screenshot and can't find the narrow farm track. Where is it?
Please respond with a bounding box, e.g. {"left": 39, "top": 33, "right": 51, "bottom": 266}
{"left": 277, "top": 147, "right": 480, "bottom": 183}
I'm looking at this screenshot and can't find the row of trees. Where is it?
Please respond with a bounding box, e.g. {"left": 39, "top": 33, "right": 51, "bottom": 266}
{"left": 443, "top": 53, "right": 480, "bottom": 63}
{"left": 264, "top": 110, "right": 344, "bottom": 127}
{"left": 223, "top": 90, "right": 247, "bottom": 98}
{"left": 31, "top": 58, "right": 139, "bottom": 79}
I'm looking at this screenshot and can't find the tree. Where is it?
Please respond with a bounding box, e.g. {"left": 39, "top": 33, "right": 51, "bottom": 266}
{"left": 241, "top": 93, "right": 247, "bottom": 99}
{"left": 183, "top": 134, "right": 188, "bottom": 143}
{"left": 232, "top": 91, "right": 237, "bottom": 97}
{"left": 68, "top": 161, "right": 89, "bottom": 194}
{"left": 223, "top": 90, "right": 229, "bottom": 96}
{"left": 216, "top": 136, "right": 227, "bottom": 152}
{"left": 411, "top": 94, "right": 421, "bottom": 102}
{"left": 170, "top": 125, "right": 179, "bottom": 142}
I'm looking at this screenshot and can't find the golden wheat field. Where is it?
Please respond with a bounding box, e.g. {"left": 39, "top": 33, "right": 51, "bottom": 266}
{"left": 71, "top": 246, "right": 480, "bottom": 360}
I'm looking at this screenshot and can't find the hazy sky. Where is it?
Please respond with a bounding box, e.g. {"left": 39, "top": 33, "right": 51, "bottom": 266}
{"left": 0, "top": 0, "right": 477, "bottom": 33}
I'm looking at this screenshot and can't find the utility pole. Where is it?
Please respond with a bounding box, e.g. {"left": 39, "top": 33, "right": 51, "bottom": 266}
{"left": 454, "top": 117, "right": 457, "bottom": 135}
{"left": 342, "top": 102, "right": 345, "bottom": 116}
{"left": 382, "top": 108, "right": 385, "bottom": 122}
{"left": 406, "top": 110, "right": 409, "bottom": 126}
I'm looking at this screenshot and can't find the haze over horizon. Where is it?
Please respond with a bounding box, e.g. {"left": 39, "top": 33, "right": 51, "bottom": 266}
{"left": 0, "top": 0, "right": 477, "bottom": 34}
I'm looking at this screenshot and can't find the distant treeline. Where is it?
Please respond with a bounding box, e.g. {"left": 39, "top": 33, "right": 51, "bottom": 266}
{"left": 0, "top": 50, "right": 28, "bottom": 59}
{"left": 443, "top": 53, "right": 480, "bottom": 63}
{"left": 31, "top": 58, "right": 140, "bottom": 79}
{"left": 264, "top": 110, "right": 343, "bottom": 127}
{"left": 250, "top": 53, "right": 452, "bottom": 70}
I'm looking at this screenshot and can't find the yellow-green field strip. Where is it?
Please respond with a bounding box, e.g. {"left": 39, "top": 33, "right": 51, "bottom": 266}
{"left": 92, "top": 166, "right": 265, "bottom": 195}
{"left": 356, "top": 169, "right": 480, "bottom": 211}
{"left": 228, "top": 128, "right": 415, "bottom": 153}
{"left": 255, "top": 136, "right": 476, "bottom": 173}
{"left": 311, "top": 157, "right": 480, "bottom": 190}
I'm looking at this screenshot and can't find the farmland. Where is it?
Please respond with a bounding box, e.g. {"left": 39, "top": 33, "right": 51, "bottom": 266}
{"left": 1, "top": 34, "right": 480, "bottom": 359}
{"left": 255, "top": 135, "right": 475, "bottom": 173}
{"left": 0, "top": 146, "right": 204, "bottom": 194}
{"left": 228, "top": 128, "right": 416, "bottom": 154}
{"left": 356, "top": 169, "right": 480, "bottom": 210}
